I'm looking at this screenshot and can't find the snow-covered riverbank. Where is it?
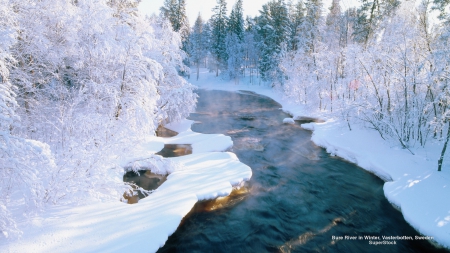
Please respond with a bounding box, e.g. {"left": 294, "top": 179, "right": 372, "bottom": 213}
{"left": 0, "top": 120, "right": 251, "bottom": 253}
{"left": 192, "top": 69, "right": 450, "bottom": 249}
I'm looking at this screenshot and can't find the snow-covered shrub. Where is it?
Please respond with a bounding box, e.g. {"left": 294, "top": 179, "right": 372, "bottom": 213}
{"left": 0, "top": 0, "right": 197, "bottom": 238}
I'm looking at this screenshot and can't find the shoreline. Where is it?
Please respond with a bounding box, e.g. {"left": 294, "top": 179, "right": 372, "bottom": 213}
{"left": 190, "top": 70, "right": 450, "bottom": 250}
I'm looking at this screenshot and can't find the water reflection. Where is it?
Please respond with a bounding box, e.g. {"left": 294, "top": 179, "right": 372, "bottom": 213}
{"left": 123, "top": 170, "right": 167, "bottom": 202}
{"left": 123, "top": 125, "right": 192, "bottom": 203}
{"left": 158, "top": 90, "right": 448, "bottom": 253}
{"left": 156, "top": 144, "right": 192, "bottom": 157}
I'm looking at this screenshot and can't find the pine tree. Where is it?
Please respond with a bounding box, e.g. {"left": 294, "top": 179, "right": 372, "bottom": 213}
{"left": 160, "top": 0, "right": 190, "bottom": 58}
{"left": 325, "top": 0, "right": 342, "bottom": 45}
{"left": 190, "top": 13, "right": 207, "bottom": 80}
{"left": 202, "top": 21, "right": 212, "bottom": 69}
{"left": 228, "top": 0, "right": 244, "bottom": 40}
{"left": 256, "top": 0, "right": 291, "bottom": 82}
{"left": 226, "top": 0, "right": 245, "bottom": 81}
{"left": 288, "top": 0, "right": 306, "bottom": 51}
{"left": 210, "top": 0, "right": 229, "bottom": 76}
{"left": 298, "top": 0, "right": 323, "bottom": 55}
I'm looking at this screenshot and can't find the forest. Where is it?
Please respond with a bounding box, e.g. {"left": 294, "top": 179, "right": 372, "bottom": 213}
{"left": 172, "top": 0, "right": 450, "bottom": 171}
{"left": 0, "top": 0, "right": 196, "bottom": 238}
{"left": 0, "top": 0, "right": 449, "bottom": 242}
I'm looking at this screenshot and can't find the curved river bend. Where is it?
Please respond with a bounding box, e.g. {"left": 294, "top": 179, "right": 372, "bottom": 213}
{"left": 158, "top": 90, "right": 447, "bottom": 253}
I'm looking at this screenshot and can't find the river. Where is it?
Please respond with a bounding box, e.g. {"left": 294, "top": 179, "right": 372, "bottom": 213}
{"left": 157, "top": 90, "right": 448, "bottom": 253}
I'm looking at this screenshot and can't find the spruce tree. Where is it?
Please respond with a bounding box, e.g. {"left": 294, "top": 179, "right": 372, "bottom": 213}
{"left": 226, "top": 0, "right": 245, "bottom": 80}
{"left": 298, "top": 0, "right": 323, "bottom": 54}
{"left": 256, "top": 0, "right": 290, "bottom": 82}
{"left": 288, "top": 0, "right": 306, "bottom": 51}
{"left": 190, "top": 13, "right": 207, "bottom": 80}
{"left": 325, "top": 0, "right": 342, "bottom": 48}
{"left": 228, "top": 0, "right": 244, "bottom": 40}
{"left": 210, "top": 0, "right": 229, "bottom": 76}
{"left": 160, "top": 0, "right": 190, "bottom": 74}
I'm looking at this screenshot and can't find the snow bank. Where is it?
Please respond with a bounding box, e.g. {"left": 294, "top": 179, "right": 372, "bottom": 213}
{"left": 302, "top": 120, "right": 450, "bottom": 248}
{"left": 190, "top": 68, "right": 450, "bottom": 249}
{"left": 0, "top": 119, "right": 251, "bottom": 253}
{"left": 283, "top": 118, "right": 295, "bottom": 124}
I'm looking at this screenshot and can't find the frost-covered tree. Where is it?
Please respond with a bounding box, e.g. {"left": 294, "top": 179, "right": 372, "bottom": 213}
{"left": 226, "top": 0, "right": 245, "bottom": 81}
{"left": 430, "top": 0, "right": 450, "bottom": 170}
{"left": 160, "top": 0, "right": 190, "bottom": 41}
{"left": 0, "top": 0, "right": 57, "bottom": 238}
{"left": 287, "top": 0, "right": 306, "bottom": 51}
{"left": 256, "top": 0, "right": 291, "bottom": 82}
{"left": 0, "top": 0, "right": 197, "bottom": 237}
{"left": 190, "top": 14, "right": 207, "bottom": 80}
{"left": 160, "top": 0, "right": 190, "bottom": 65}
{"left": 228, "top": 0, "right": 245, "bottom": 40}
{"left": 243, "top": 17, "right": 259, "bottom": 83}
{"left": 210, "top": 0, "right": 229, "bottom": 76}
{"left": 353, "top": 0, "right": 400, "bottom": 45}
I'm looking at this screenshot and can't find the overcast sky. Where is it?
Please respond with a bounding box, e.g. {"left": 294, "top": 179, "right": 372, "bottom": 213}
{"left": 138, "top": 0, "right": 358, "bottom": 25}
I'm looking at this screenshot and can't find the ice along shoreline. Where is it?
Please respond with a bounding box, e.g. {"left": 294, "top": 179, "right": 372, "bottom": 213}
{"left": 190, "top": 70, "right": 450, "bottom": 250}
{"left": 0, "top": 119, "right": 252, "bottom": 253}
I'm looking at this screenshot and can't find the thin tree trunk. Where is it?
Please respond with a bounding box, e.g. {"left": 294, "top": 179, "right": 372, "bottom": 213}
{"left": 196, "top": 62, "right": 200, "bottom": 81}
{"left": 438, "top": 121, "right": 450, "bottom": 171}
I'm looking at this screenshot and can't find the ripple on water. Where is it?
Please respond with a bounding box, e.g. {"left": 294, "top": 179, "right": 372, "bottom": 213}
{"left": 157, "top": 90, "right": 449, "bottom": 253}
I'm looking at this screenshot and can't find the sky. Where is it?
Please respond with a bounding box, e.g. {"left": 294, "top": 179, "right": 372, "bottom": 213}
{"left": 139, "top": 0, "right": 268, "bottom": 24}
{"left": 138, "top": 0, "right": 357, "bottom": 25}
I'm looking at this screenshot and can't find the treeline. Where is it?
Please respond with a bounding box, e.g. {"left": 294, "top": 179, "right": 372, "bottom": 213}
{"left": 0, "top": 0, "right": 196, "bottom": 238}
{"left": 168, "top": 0, "right": 450, "bottom": 171}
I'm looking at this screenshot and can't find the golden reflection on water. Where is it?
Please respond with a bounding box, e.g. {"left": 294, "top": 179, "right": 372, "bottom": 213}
{"left": 279, "top": 210, "right": 358, "bottom": 253}
{"left": 197, "top": 187, "right": 250, "bottom": 212}
{"left": 155, "top": 144, "right": 193, "bottom": 157}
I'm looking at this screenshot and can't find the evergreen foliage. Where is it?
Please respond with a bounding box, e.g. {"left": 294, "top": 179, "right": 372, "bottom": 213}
{"left": 256, "top": 0, "right": 290, "bottom": 82}
{"left": 210, "top": 0, "right": 229, "bottom": 76}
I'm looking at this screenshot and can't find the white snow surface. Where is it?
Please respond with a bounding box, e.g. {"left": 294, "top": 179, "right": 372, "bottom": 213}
{"left": 190, "top": 68, "right": 450, "bottom": 249}
{"left": 1, "top": 119, "right": 251, "bottom": 253}
{"left": 283, "top": 118, "right": 295, "bottom": 124}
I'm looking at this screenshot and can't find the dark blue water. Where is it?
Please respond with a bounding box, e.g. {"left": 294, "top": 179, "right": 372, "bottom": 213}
{"left": 157, "top": 90, "right": 448, "bottom": 253}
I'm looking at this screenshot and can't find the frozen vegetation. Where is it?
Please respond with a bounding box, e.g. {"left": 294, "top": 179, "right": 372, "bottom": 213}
{"left": 2, "top": 0, "right": 450, "bottom": 251}
{"left": 191, "top": 68, "right": 450, "bottom": 249}
{"left": 0, "top": 119, "right": 252, "bottom": 252}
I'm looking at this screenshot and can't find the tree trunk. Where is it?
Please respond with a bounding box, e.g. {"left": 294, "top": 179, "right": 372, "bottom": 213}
{"left": 196, "top": 62, "right": 200, "bottom": 81}
{"left": 438, "top": 121, "right": 450, "bottom": 171}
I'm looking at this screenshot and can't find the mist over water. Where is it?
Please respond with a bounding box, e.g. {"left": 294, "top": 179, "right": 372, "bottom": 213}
{"left": 158, "top": 90, "right": 448, "bottom": 253}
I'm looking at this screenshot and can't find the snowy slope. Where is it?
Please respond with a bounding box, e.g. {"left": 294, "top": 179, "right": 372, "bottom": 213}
{"left": 0, "top": 120, "right": 251, "bottom": 253}
{"left": 302, "top": 121, "right": 450, "bottom": 248}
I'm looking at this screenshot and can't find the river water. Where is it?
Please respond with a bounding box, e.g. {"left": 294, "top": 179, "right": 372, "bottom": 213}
{"left": 157, "top": 90, "right": 448, "bottom": 253}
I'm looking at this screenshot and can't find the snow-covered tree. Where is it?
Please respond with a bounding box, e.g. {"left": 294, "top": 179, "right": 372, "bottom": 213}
{"left": 226, "top": 0, "right": 245, "bottom": 81}
{"left": 190, "top": 14, "right": 207, "bottom": 80}
{"left": 353, "top": 0, "right": 400, "bottom": 45}
{"left": 160, "top": 0, "right": 190, "bottom": 70}
{"left": 0, "top": 0, "right": 197, "bottom": 237}
{"left": 256, "top": 0, "right": 291, "bottom": 82}
{"left": 210, "top": 0, "right": 229, "bottom": 76}
{"left": 287, "top": 0, "right": 306, "bottom": 51}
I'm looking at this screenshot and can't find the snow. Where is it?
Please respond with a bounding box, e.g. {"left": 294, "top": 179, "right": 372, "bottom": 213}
{"left": 0, "top": 119, "right": 251, "bottom": 253}
{"left": 190, "top": 68, "right": 450, "bottom": 249}
{"left": 301, "top": 121, "right": 450, "bottom": 248}
{"left": 283, "top": 118, "right": 295, "bottom": 124}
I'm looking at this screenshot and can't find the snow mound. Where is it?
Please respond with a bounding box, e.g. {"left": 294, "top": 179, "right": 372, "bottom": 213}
{"left": 1, "top": 123, "right": 251, "bottom": 253}
{"left": 283, "top": 118, "right": 295, "bottom": 124}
